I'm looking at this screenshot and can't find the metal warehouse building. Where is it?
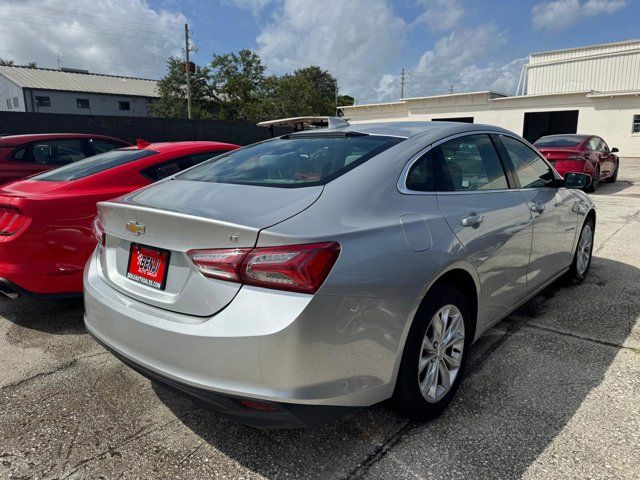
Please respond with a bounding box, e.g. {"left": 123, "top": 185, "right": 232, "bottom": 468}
{"left": 0, "top": 66, "right": 159, "bottom": 117}
{"left": 340, "top": 39, "right": 640, "bottom": 156}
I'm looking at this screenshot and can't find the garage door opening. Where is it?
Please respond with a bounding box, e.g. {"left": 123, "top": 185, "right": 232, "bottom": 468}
{"left": 432, "top": 117, "right": 474, "bottom": 123}
{"left": 523, "top": 110, "right": 579, "bottom": 143}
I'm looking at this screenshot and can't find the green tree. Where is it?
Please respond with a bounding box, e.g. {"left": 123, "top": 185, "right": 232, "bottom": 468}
{"left": 0, "top": 59, "right": 37, "bottom": 68}
{"left": 150, "top": 57, "right": 215, "bottom": 119}
{"left": 210, "top": 49, "right": 267, "bottom": 120}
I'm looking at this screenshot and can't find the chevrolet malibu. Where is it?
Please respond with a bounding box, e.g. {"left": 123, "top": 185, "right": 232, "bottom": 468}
{"left": 85, "top": 121, "right": 596, "bottom": 428}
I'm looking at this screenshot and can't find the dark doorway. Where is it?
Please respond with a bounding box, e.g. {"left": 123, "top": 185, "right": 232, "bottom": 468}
{"left": 523, "top": 110, "right": 579, "bottom": 143}
{"left": 432, "top": 117, "right": 474, "bottom": 123}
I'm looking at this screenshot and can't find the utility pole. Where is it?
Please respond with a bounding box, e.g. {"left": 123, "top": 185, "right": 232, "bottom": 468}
{"left": 400, "top": 68, "right": 405, "bottom": 99}
{"left": 449, "top": 84, "right": 453, "bottom": 94}
{"left": 335, "top": 82, "right": 339, "bottom": 115}
{"left": 184, "top": 23, "right": 192, "bottom": 120}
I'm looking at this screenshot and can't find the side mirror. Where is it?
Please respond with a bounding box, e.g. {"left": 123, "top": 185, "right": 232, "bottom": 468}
{"left": 611, "top": 147, "right": 619, "bottom": 153}
{"left": 564, "top": 172, "right": 591, "bottom": 189}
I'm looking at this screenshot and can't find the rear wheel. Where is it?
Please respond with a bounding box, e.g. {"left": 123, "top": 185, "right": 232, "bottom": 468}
{"left": 605, "top": 160, "right": 618, "bottom": 183}
{"left": 393, "top": 284, "right": 470, "bottom": 420}
{"left": 570, "top": 218, "right": 594, "bottom": 281}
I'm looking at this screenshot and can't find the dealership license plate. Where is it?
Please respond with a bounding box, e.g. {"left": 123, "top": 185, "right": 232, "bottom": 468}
{"left": 126, "top": 243, "right": 170, "bottom": 290}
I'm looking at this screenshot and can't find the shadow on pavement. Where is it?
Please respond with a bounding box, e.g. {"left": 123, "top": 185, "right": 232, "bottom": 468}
{"left": 0, "top": 296, "right": 85, "bottom": 335}
{"left": 153, "top": 256, "right": 639, "bottom": 479}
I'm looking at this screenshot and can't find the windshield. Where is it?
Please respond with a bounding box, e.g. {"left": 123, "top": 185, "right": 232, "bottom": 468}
{"left": 534, "top": 135, "right": 585, "bottom": 147}
{"left": 32, "top": 149, "right": 157, "bottom": 182}
{"left": 178, "top": 134, "right": 403, "bottom": 187}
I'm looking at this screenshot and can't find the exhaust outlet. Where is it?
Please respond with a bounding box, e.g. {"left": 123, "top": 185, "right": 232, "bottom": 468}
{"left": 0, "top": 287, "right": 19, "bottom": 300}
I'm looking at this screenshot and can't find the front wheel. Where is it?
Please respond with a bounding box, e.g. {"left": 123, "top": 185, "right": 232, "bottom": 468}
{"left": 570, "top": 218, "right": 594, "bottom": 281}
{"left": 586, "top": 167, "right": 600, "bottom": 192}
{"left": 605, "top": 160, "right": 619, "bottom": 183}
{"left": 392, "top": 284, "right": 470, "bottom": 420}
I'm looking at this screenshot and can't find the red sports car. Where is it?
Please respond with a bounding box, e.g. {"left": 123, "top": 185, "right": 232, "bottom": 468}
{"left": 0, "top": 140, "right": 239, "bottom": 299}
{"left": 0, "top": 133, "right": 130, "bottom": 186}
{"left": 533, "top": 134, "right": 619, "bottom": 192}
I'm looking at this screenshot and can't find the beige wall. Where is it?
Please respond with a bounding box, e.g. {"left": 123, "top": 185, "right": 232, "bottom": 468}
{"left": 343, "top": 92, "right": 640, "bottom": 156}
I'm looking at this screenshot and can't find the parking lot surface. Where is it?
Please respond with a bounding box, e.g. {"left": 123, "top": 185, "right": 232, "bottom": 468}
{"left": 1, "top": 162, "right": 639, "bottom": 480}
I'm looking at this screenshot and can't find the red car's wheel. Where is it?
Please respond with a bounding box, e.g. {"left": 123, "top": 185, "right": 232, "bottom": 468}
{"left": 605, "top": 160, "right": 619, "bottom": 183}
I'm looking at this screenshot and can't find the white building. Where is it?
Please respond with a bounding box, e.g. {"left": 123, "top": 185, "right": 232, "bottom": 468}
{"left": 0, "top": 66, "right": 159, "bottom": 117}
{"left": 340, "top": 39, "right": 640, "bottom": 156}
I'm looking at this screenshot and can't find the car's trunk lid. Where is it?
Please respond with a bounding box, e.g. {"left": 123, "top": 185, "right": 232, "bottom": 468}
{"left": 98, "top": 179, "right": 323, "bottom": 317}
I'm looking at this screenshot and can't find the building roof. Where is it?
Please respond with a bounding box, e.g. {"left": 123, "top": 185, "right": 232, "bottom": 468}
{"left": 0, "top": 66, "right": 159, "bottom": 98}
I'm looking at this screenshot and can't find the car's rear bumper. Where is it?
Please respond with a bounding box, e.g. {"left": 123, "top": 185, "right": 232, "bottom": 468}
{"left": 89, "top": 330, "right": 356, "bottom": 428}
{"left": 84, "top": 250, "right": 416, "bottom": 420}
{"left": 552, "top": 160, "right": 592, "bottom": 178}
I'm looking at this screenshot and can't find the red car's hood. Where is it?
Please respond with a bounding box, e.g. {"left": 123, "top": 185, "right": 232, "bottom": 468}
{"left": 0, "top": 180, "right": 73, "bottom": 197}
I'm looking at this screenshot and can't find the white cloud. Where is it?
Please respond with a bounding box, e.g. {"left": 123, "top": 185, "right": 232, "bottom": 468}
{"left": 414, "top": 0, "right": 465, "bottom": 32}
{"left": 404, "top": 24, "right": 523, "bottom": 97}
{"left": 225, "top": 0, "right": 274, "bottom": 16}
{"left": 256, "top": 0, "right": 406, "bottom": 102}
{"left": 532, "top": 0, "right": 626, "bottom": 31}
{"left": 0, "top": 0, "right": 186, "bottom": 78}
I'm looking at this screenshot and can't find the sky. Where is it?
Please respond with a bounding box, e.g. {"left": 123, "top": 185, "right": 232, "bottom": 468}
{"left": 0, "top": 0, "right": 638, "bottom": 104}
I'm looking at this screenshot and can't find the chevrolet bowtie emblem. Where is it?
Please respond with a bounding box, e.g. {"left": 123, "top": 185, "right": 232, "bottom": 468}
{"left": 125, "top": 220, "right": 145, "bottom": 236}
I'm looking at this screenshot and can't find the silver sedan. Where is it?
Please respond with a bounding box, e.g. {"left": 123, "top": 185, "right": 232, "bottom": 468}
{"left": 84, "top": 120, "right": 595, "bottom": 427}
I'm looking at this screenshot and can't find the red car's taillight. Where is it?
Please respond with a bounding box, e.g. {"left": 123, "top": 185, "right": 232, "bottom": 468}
{"left": 188, "top": 242, "right": 340, "bottom": 294}
{"left": 0, "top": 206, "right": 28, "bottom": 236}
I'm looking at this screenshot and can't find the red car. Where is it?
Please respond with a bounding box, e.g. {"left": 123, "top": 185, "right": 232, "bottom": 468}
{"left": 533, "top": 134, "right": 619, "bottom": 192}
{"left": 0, "top": 133, "right": 130, "bottom": 186}
{"left": 0, "top": 140, "right": 239, "bottom": 299}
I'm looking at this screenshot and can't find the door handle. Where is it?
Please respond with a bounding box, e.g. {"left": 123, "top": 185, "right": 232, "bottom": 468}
{"left": 461, "top": 213, "right": 485, "bottom": 227}
{"left": 530, "top": 203, "right": 545, "bottom": 213}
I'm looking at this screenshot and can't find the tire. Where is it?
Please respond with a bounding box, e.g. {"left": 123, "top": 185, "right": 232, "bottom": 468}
{"left": 392, "top": 284, "right": 471, "bottom": 420}
{"left": 570, "top": 217, "right": 594, "bottom": 281}
{"left": 604, "top": 160, "right": 618, "bottom": 183}
{"left": 586, "top": 167, "right": 600, "bottom": 192}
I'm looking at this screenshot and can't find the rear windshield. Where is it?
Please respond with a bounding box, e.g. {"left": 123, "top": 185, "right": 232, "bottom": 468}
{"left": 534, "top": 135, "right": 585, "bottom": 147}
{"left": 32, "top": 149, "right": 157, "bottom": 181}
{"left": 178, "top": 134, "right": 403, "bottom": 187}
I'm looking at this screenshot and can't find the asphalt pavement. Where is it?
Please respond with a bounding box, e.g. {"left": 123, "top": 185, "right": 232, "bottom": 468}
{"left": 1, "top": 160, "right": 639, "bottom": 480}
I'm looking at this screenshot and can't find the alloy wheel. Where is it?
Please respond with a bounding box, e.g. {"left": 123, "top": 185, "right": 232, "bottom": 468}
{"left": 418, "top": 304, "right": 465, "bottom": 403}
{"left": 576, "top": 224, "right": 593, "bottom": 276}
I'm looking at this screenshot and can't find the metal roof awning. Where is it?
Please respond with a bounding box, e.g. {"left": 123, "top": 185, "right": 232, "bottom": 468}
{"left": 258, "top": 116, "right": 349, "bottom": 131}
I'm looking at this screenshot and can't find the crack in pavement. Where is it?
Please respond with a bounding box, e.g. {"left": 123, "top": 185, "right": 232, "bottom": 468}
{"left": 523, "top": 322, "right": 639, "bottom": 353}
{"left": 0, "top": 350, "right": 108, "bottom": 392}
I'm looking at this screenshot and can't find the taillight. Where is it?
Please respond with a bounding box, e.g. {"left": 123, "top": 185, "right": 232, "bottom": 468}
{"left": 0, "top": 206, "right": 28, "bottom": 236}
{"left": 187, "top": 242, "right": 340, "bottom": 294}
{"left": 187, "top": 248, "right": 251, "bottom": 282}
{"left": 91, "top": 215, "right": 106, "bottom": 246}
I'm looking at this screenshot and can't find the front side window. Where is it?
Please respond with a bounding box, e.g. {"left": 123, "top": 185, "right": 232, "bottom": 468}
{"left": 32, "top": 149, "right": 156, "bottom": 181}
{"left": 76, "top": 98, "right": 90, "bottom": 109}
{"left": 406, "top": 134, "right": 509, "bottom": 192}
{"left": 30, "top": 139, "right": 87, "bottom": 165}
{"left": 500, "top": 135, "right": 555, "bottom": 189}
{"left": 179, "top": 134, "right": 402, "bottom": 187}
{"left": 587, "top": 137, "right": 599, "bottom": 151}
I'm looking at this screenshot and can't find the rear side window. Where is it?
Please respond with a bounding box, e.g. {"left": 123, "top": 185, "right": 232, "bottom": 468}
{"left": 500, "top": 135, "right": 555, "bottom": 188}
{"left": 32, "top": 149, "right": 156, "bottom": 181}
{"left": 178, "top": 135, "right": 402, "bottom": 187}
{"left": 89, "top": 138, "right": 125, "bottom": 154}
{"left": 406, "top": 134, "right": 508, "bottom": 192}
{"left": 141, "top": 150, "right": 230, "bottom": 182}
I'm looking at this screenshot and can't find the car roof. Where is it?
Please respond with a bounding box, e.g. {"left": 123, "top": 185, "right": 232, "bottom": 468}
{"left": 287, "top": 121, "right": 513, "bottom": 139}
{"left": 126, "top": 141, "right": 239, "bottom": 154}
